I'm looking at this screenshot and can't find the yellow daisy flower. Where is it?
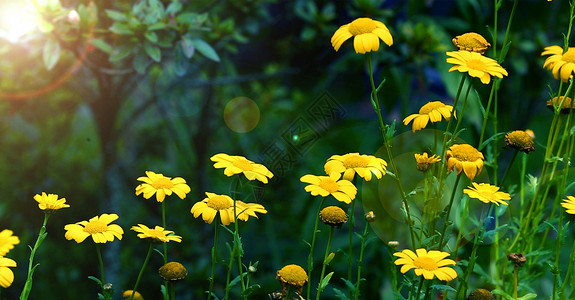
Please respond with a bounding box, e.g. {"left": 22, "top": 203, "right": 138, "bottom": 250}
{"left": 135, "top": 171, "right": 191, "bottom": 202}
{"left": 446, "top": 144, "right": 485, "bottom": 180}
{"left": 211, "top": 153, "right": 274, "bottom": 184}
{"left": 393, "top": 248, "right": 457, "bottom": 281}
{"left": 0, "top": 257, "right": 16, "bottom": 288}
{"left": 190, "top": 192, "right": 237, "bottom": 225}
{"left": 131, "top": 224, "right": 182, "bottom": 243}
{"left": 159, "top": 261, "right": 188, "bottom": 281}
{"left": 463, "top": 182, "right": 511, "bottom": 206}
{"left": 331, "top": 17, "right": 393, "bottom": 54}
{"left": 446, "top": 50, "right": 508, "bottom": 84}
{"left": 452, "top": 32, "right": 491, "bottom": 54}
{"left": 0, "top": 230, "right": 19, "bottom": 256}
{"left": 414, "top": 152, "right": 441, "bottom": 172}
{"left": 319, "top": 206, "right": 348, "bottom": 228}
{"left": 402, "top": 101, "right": 455, "bottom": 132}
{"left": 300, "top": 173, "right": 357, "bottom": 204}
{"left": 561, "top": 196, "right": 575, "bottom": 214}
{"left": 324, "top": 153, "right": 387, "bottom": 181}
{"left": 122, "top": 290, "right": 144, "bottom": 300}
{"left": 64, "top": 213, "right": 124, "bottom": 244}
{"left": 542, "top": 45, "right": 575, "bottom": 82}
{"left": 504, "top": 130, "right": 535, "bottom": 154}
{"left": 276, "top": 264, "right": 308, "bottom": 295}
{"left": 235, "top": 201, "right": 267, "bottom": 222}
{"left": 34, "top": 192, "right": 70, "bottom": 211}
{"left": 547, "top": 96, "right": 575, "bottom": 114}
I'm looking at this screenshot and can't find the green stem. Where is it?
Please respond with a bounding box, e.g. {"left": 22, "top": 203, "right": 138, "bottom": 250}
{"left": 347, "top": 196, "right": 356, "bottom": 295}
{"left": 315, "top": 226, "right": 335, "bottom": 300}
{"left": 413, "top": 276, "right": 425, "bottom": 300}
{"left": 306, "top": 197, "right": 326, "bottom": 300}
{"left": 96, "top": 244, "right": 105, "bottom": 285}
{"left": 130, "top": 243, "right": 154, "bottom": 300}
{"left": 162, "top": 202, "right": 168, "bottom": 264}
{"left": 438, "top": 173, "right": 463, "bottom": 250}
{"left": 19, "top": 214, "right": 50, "bottom": 300}
{"left": 207, "top": 218, "right": 220, "bottom": 300}
{"left": 354, "top": 221, "right": 370, "bottom": 300}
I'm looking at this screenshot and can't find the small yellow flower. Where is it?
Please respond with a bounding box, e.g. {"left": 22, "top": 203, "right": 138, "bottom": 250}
{"left": 319, "top": 206, "right": 348, "bottom": 228}
{"left": 34, "top": 192, "right": 70, "bottom": 211}
{"left": 547, "top": 96, "right": 575, "bottom": 114}
{"left": 542, "top": 45, "right": 575, "bottom": 82}
{"left": 505, "top": 130, "right": 535, "bottom": 154}
{"left": 135, "top": 171, "right": 191, "bottom": 202}
{"left": 131, "top": 224, "right": 182, "bottom": 243}
{"left": 276, "top": 264, "right": 308, "bottom": 295}
{"left": 561, "top": 196, "right": 575, "bottom": 214}
{"left": 64, "top": 213, "right": 124, "bottom": 244}
{"left": 463, "top": 182, "right": 511, "bottom": 206}
{"left": 393, "top": 248, "right": 457, "bottom": 281}
{"left": 122, "top": 290, "right": 144, "bottom": 300}
{"left": 0, "top": 230, "right": 19, "bottom": 256}
{"left": 467, "top": 289, "right": 495, "bottom": 300}
{"left": 300, "top": 173, "right": 357, "bottom": 204}
{"left": 403, "top": 101, "right": 455, "bottom": 132}
{"left": 324, "top": 152, "right": 387, "bottom": 181}
{"left": 235, "top": 201, "right": 267, "bottom": 222}
{"left": 414, "top": 153, "right": 441, "bottom": 172}
{"left": 331, "top": 17, "right": 393, "bottom": 54}
{"left": 211, "top": 153, "right": 274, "bottom": 184}
{"left": 452, "top": 32, "right": 491, "bottom": 54}
{"left": 446, "top": 144, "right": 485, "bottom": 180}
{"left": 447, "top": 50, "right": 508, "bottom": 84}
{"left": 159, "top": 261, "right": 187, "bottom": 281}
{"left": 190, "top": 192, "right": 236, "bottom": 225}
{"left": 0, "top": 257, "right": 16, "bottom": 288}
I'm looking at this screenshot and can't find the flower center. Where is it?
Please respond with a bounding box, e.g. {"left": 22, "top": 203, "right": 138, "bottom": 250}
{"left": 84, "top": 221, "right": 107, "bottom": 234}
{"left": 451, "top": 145, "right": 482, "bottom": 162}
{"left": 456, "top": 33, "right": 489, "bottom": 49}
{"left": 466, "top": 59, "right": 486, "bottom": 71}
{"left": 319, "top": 178, "right": 339, "bottom": 193}
{"left": 232, "top": 159, "right": 254, "bottom": 171}
{"left": 150, "top": 229, "right": 165, "bottom": 238}
{"left": 152, "top": 177, "right": 174, "bottom": 189}
{"left": 343, "top": 156, "right": 368, "bottom": 169}
{"left": 413, "top": 256, "right": 438, "bottom": 271}
{"left": 419, "top": 101, "right": 445, "bottom": 114}
{"left": 563, "top": 48, "right": 575, "bottom": 63}
{"left": 206, "top": 195, "right": 232, "bottom": 210}
{"left": 348, "top": 18, "right": 377, "bottom": 36}
{"left": 278, "top": 265, "right": 308, "bottom": 286}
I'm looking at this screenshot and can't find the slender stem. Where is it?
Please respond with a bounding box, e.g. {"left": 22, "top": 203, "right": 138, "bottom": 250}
{"left": 413, "top": 276, "right": 425, "bottom": 300}
{"left": 96, "top": 244, "right": 106, "bottom": 285}
{"left": 19, "top": 214, "right": 50, "bottom": 300}
{"left": 438, "top": 173, "right": 463, "bottom": 250}
{"left": 207, "top": 218, "right": 220, "bottom": 300}
{"left": 513, "top": 266, "right": 518, "bottom": 300}
{"left": 130, "top": 243, "right": 154, "bottom": 300}
{"left": 315, "top": 226, "right": 335, "bottom": 300}
{"left": 306, "top": 197, "right": 326, "bottom": 300}
{"left": 347, "top": 196, "right": 356, "bottom": 294}
{"left": 354, "top": 221, "right": 370, "bottom": 300}
{"left": 162, "top": 202, "right": 168, "bottom": 264}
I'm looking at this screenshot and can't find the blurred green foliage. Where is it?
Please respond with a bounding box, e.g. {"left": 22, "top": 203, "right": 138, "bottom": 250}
{"left": 0, "top": 0, "right": 572, "bottom": 299}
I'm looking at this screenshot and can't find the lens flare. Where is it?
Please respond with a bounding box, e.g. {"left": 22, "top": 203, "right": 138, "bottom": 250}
{"left": 0, "top": 1, "right": 37, "bottom": 42}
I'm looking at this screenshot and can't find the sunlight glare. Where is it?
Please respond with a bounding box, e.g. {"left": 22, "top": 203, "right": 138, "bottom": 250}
{"left": 0, "top": 1, "right": 38, "bottom": 42}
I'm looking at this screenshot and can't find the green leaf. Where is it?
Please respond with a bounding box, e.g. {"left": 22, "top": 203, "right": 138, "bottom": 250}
{"left": 133, "top": 50, "right": 151, "bottom": 74}
{"left": 318, "top": 272, "right": 334, "bottom": 290}
{"left": 88, "top": 276, "right": 102, "bottom": 285}
{"left": 144, "top": 31, "right": 158, "bottom": 43}
{"left": 242, "top": 284, "right": 261, "bottom": 296}
{"left": 491, "top": 289, "right": 514, "bottom": 300}
{"left": 191, "top": 38, "right": 220, "bottom": 62}
{"left": 517, "top": 293, "right": 537, "bottom": 300}
{"left": 109, "top": 44, "right": 135, "bottom": 62}
{"left": 38, "top": 18, "right": 55, "bottom": 33}
{"left": 105, "top": 10, "right": 126, "bottom": 22}
{"left": 90, "top": 39, "right": 113, "bottom": 54}
{"left": 110, "top": 22, "right": 133, "bottom": 35}
{"left": 43, "top": 37, "right": 61, "bottom": 70}
{"left": 180, "top": 37, "right": 195, "bottom": 58}
{"left": 148, "top": 22, "right": 167, "bottom": 31}
{"left": 166, "top": 1, "right": 182, "bottom": 14}
{"left": 332, "top": 287, "right": 349, "bottom": 300}
{"left": 430, "top": 284, "right": 456, "bottom": 293}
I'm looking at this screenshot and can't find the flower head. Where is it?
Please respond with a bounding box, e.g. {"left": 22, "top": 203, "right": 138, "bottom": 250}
{"left": 319, "top": 206, "right": 348, "bottom": 228}
{"left": 211, "top": 153, "right": 274, "bottom": 184}
{"left": 414, "top": 153, "right": 441, "bottom": 172}
{"left": 507, "top": 253, "right": 526, "bottom": 268}
{"left": 276, "top": 264, "right": 308, "bottom": 295}
{"left": 159, "top": 261, "right": 187, "bottom": 281}
{"left": 547, "top": 96, "right": 575, "bottom": 114}
{"left": 34, "top": 192, "right": 70, "bottom": 211}
{"left": 191, "top": 192, "right": 236, "bottom": 225}
{"left": 300, "top": 173, "right": 357, "bottom": 204}
{"left": 393, "top": 248, "right": 457, "bottom": 281}
{"left": 0, "top": 230, "right": 19, "bottom": 256}
{"left": 505, "top": 130, "right": 535, "bottom": 154}
{"left": 64, "top": 213, "right": 124, "bottom": 243}
{"left": 135, "top": 171, "right": 191, "bottom": 202}
{"left": 447, "top": 50, "right": 508, "bottom": 84}
{"left": 324, "top": 153, "right": 387, "bottom": 181}
{"left": 452, "top": 32, "right": 491, "bottom": 54}
{"left": 463, "top": 183, "right": 511, "bottom": 206}
{"left": 331, "top": 17, "right": 393, "bottom": 54}
{"left": 131, "top": 224, "right": 182, "bottom": 243}
{"left": 561, "top": 196, "right": 575, "bottom": 214}
{"left": 0, "top": 257, "right": 16, "bottom": 288}
{"left": 403, "top": 101, "right": 455, "bottom": 132}
{"left": 467, "top": 289, "right": 495, "bottom": 300}
{"left": 235, "top": 201, "right": 267, "bottom": 222}
{"left": 446, "top": 144, "right": 485, "bottom": 180}
{"left": 542, "top": 45, "right": 575, "bottom": 82}
{"left": 122, "top": 290, "right": 144, "bottom": 300}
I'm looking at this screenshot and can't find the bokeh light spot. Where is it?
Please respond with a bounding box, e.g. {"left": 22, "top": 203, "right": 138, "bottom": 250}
{"left": 0, "top": 1, "right": 37, "bottom": 42}
{"left": 224, "top": 97, "right": 260, "bottom": 133}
